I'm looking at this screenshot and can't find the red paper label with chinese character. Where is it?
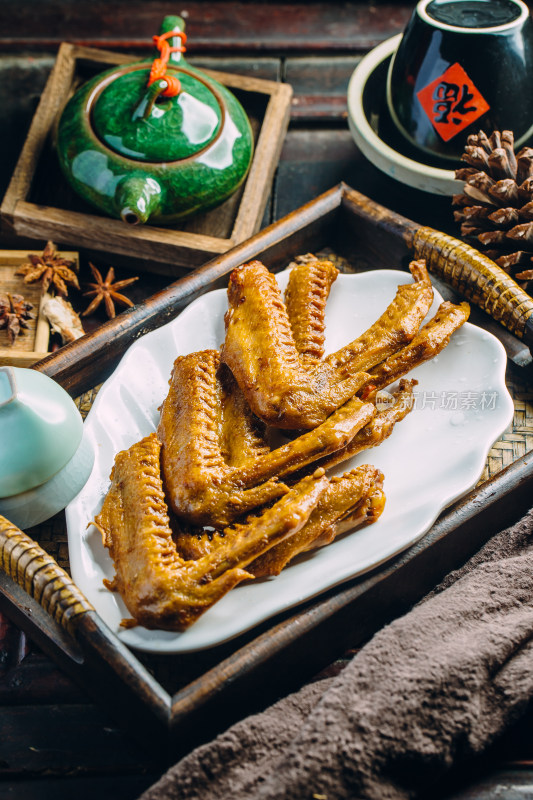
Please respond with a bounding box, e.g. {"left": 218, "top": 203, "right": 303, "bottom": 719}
{"left": 416, "top": 63, "right": 490, "bottom": 141}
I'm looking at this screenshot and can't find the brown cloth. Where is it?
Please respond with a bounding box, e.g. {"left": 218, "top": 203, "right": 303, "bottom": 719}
{"left": 140, "top": 508, "right": 533, "bottom": 800}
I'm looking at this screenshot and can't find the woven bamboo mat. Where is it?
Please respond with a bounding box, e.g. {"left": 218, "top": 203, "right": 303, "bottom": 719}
{"left": 480, "top": 366, "right": 533, "bottom": 483}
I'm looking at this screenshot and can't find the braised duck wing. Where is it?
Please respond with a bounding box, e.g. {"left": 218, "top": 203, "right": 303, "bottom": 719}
{"left": 175, "top": 466, "right": 385, "bottom": 573}
{"left": 309, "top": 302, "right": 469, "bottom": 473}
{"left": 219, "top": 366, "right": 271, "bottom": 468}
{"left": 221, "top": 261, "right": 370, "bottom": 429}
{"left": 304, "top": 476, "right": 386, "bottom": 551}
{"left": 249, "top": 465, "right": 385, "bottom": 577}
{"left": 316, "top": 379, "right": 417, "bottom": 472}
{"left": 221, "top": 260, "right": 433, "bottom": 429}
{"left": 323, "top": 259, "right": 434, "bottom": 373}
{"left": 158, "top": 349, "right": 376, "bottom": 527}
{"left": 218, "top": 366, "right": 376, "bottom": 489}
{"left": 365, "top": 301, "right": 471, "bottom": 395}
{"left": 94, "top": 433, "right": 328, "bottom": 631}
{"left": 284, "top": 254, "right": 339, "bottom": 365}
{"left": 158, "top": 349, "right": 287, "bottom": 528}
{"left": 235, "top": 394, "right": 376, "bottom": 486}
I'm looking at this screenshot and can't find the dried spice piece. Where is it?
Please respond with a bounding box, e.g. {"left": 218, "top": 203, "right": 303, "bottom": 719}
{"left": 16, "top": 241, "right": 79, "bottom": 296}
{"left": 42, "top": 295, "right": 85, "bottom": 343}
{"left": 516, "top": 269, "right": 533, "bottom": 281}
{"left": 453, "top": 130, "right": 533, "bottom": 285}
{"left": 0, "top": 293, "right": 34, "bottom": 345}
{"left": 81, "top": 263, "right": 138, "bottom": 319}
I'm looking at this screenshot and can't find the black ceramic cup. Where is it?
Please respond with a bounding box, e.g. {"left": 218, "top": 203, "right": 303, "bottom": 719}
{"left": 387, "top": 0, "right": 533, "bottom": 162}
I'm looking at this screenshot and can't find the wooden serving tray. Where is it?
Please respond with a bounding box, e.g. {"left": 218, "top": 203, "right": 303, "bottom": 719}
{"left": 1, "top": 184, "right": 533, "bottom": 758}
{"left": 0, "top": 43, "right": 292, "bottom": 275}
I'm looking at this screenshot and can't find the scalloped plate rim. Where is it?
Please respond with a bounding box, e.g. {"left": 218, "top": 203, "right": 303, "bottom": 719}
{"left": 65, "top": 268, "right": 514, "bottom": 653}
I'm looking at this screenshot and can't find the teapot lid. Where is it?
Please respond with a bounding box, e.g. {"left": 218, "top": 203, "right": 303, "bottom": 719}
{"left": 90, "top": 20, "right": 224, "bottom": 162}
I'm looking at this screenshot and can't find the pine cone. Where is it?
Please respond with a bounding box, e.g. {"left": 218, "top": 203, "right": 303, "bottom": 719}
{"left": 453, "top": 129, "right": 533, "bottom": 287}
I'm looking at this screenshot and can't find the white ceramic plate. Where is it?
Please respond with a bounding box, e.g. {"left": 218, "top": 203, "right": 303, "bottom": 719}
{"left": 65, "top": 269, "right": 514, "bottom": 653}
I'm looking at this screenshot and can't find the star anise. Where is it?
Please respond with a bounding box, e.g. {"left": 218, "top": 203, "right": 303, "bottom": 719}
{"left": 16, "top": 241, "right": 79, "bottom": 296}
{"left": 81, "top": 263, "right": 138, "bottom": 319}
{"left": 0, "top": 293, "right": 34, "bottom": 345}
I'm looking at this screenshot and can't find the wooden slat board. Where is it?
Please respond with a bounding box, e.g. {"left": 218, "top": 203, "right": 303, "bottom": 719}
{"left": 0, "top": 1, "right": 412, "bottom": 53}
{"left": 285, "top": 56, "right": 361, "bottom": 120}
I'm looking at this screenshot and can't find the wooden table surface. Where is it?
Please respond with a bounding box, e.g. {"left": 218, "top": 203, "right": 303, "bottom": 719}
{"left": 1, "top": 2, "right": 532, "bottom": 798}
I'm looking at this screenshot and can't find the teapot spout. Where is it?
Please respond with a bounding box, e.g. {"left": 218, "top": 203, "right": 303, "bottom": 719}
{"left": 116, "top": 176, "right": 162, "bottom": 225}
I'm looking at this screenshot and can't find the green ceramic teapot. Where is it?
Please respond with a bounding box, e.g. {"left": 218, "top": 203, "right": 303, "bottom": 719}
{"left": 56, "top": 16, "right": 254, "bottom": 225}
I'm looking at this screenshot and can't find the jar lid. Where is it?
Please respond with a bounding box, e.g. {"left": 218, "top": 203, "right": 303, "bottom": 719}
{"left": 0, "top": 366, "right": 83, "bottom": 498}
{"left": 91, "top": 65, "right": 224, "bottom": 162}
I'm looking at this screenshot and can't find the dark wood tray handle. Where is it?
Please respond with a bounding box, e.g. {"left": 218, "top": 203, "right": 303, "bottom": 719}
{"left": 0, "top": 514, "right": 93, "bottom": 637}
{"left": 413, "top": 226, "right": 533, "bottom": 345}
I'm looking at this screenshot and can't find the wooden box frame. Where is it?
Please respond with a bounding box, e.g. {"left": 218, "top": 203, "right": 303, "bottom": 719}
{"left": 0, "top": 251, "right": 49, "bottom": 366}
{"left": 0, "top": 249, "right": 79, "bottom": 366}
{"left": 0, "top": 43, "right": 293, "bottom": 274}
{"left": 1, "top": 184, "right": 533, "bottom": 759}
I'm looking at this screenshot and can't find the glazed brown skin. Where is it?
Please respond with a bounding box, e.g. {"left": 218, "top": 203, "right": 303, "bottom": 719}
{"left": 158, "top": 349, "right": 286, "bottom": 528}
{"left": 221, "top": 260, "right": 370, "bottom": 429}
{"left": 158, "top": 349, "right": 376, "bottom": 527}
{"left": 219, "top": 366, "right": 271, "bottom": 468}
{"left": 284, "top": 254, "right": 339, "bottom": 364}
{"left": 365, "top": 301, "right": 471, "bottom": 396}
{"left": 322, "top": 259, "right": 434, "bottom": 372}
{"left": 305, "top": 484, "right": 386, "bottom": 551}
{"left": 319, "top": 302, "right": 469, "bottom": 468}
{"left": 221, "top": 260, "right": 433, "bottom": 429}
{"left": 236, "top": 394, "right": 375, "bottom": 484}
{"left": 173, "top": 467, "right": 385, "bottom": 569}
{"left": 315, "top": 379, "right": 417, "bottom": 472}
{"left": 308, "top": 304, "right": 469, "bottom": 474}
{"left": 172, "top": 526, "right": 227, "bottom": 562}
{"left": 94, "top": 432, "right": 329, "bottom": 631}
{"left": 249, "top": 465, "right": 385, "bottom": 577}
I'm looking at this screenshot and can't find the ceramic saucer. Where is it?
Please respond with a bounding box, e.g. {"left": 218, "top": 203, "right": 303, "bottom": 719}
{"left": 347, "top": 34, "right": 463, "bottom": 196}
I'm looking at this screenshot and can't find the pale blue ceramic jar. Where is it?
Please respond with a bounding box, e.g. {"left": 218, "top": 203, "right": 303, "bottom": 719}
{"left": 0, "top": 367, "right": 94, "bottom": 528}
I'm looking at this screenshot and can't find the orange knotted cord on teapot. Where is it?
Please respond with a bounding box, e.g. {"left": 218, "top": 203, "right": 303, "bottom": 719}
{"left": 148, "top": 29, "right": 187, "bottom": 97}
